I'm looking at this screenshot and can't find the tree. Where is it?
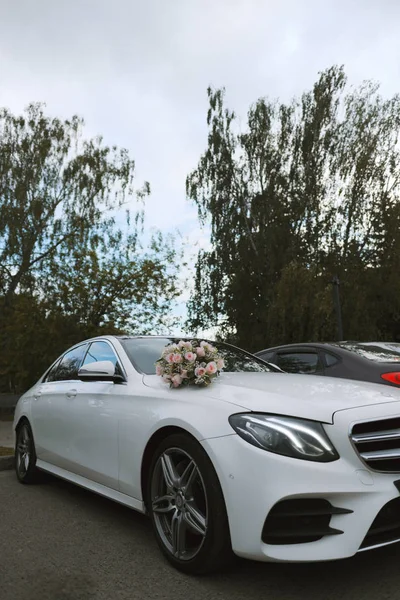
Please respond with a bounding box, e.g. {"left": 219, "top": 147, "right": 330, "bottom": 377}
{"left": 186, "top": 66, "right": 400, "bottom": 350}
{"left": 0, "top": 103, "right": 180, "bottom": 392}
{"left": 41, "top": 225, "right": 180, "bottom": 335}
{"left": 0, "top": 102, "right": 146, "bottom": 302}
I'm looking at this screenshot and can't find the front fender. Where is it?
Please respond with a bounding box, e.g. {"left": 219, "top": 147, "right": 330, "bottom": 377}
{"left": 117, "top": 392, "right": 236, "bottom": 500}
{"left": 13, "top": 393, "right": 32, "bottom": 445}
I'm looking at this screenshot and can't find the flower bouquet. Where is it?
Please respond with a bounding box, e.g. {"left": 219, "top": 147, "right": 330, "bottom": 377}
{"left": 155, "top": 340, "right": 224, "bottom": 388}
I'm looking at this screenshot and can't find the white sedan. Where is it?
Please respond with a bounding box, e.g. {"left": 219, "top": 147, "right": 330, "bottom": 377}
{"left": 13, "top": 335, "right": 400, "bottom": 574}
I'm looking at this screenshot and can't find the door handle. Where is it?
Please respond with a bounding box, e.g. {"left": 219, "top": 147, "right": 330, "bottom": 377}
{"left": 66, "top": 389, "right": 77, "bottom": 399}
{"left": 33, "top": 391, "right": 42, "bottom": 401}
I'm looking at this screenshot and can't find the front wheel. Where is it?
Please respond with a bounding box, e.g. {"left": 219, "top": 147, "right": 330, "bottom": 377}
{"left": 147, "top": 433, "right": 233, "bottom": 575}
{"left": 15, "top": 421, "right": 39, "bottom": 484}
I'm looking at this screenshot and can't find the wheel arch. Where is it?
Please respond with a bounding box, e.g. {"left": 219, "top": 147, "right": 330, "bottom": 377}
{"left": 14, "top": 415, "right": 30, "bottom": 433}
{"left": 140, "top": 425, "right": 203, "bottom": 510}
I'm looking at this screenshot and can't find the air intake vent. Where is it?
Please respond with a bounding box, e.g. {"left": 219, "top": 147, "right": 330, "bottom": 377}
{"left": 360, "top": 497, "right": 400, "bottom": 549}
{"left": 262, "top": 498, "right": 351, "bottom": 545}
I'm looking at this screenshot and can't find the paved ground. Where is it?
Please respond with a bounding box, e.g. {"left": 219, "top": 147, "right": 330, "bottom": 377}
{"left": 0, "top": 419, "right": 13, "bottom": 448}
{"left": 1, "top": 470, "right": 400, "bottom": 600}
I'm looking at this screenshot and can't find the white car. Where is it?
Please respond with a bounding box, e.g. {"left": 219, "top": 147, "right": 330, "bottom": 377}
{"left": 13, "top": 335, "right": 400, "bottom": 574}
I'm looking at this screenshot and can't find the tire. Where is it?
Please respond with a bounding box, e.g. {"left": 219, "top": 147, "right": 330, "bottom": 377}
{"left": 147, "top": 432, "right": 234, "bottom": 575}
{"left": 15, "top": 421, "right": 39, "bottom": 484}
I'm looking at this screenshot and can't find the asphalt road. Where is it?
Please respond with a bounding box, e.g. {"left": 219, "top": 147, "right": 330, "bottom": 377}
{"left": 1, "top": 470, "right": 400, "bottom": 600}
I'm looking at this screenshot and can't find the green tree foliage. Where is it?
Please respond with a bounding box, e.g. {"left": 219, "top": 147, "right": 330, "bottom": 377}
{"left": 186, "top": 66, "right": 400, "bottom": 350}
{"left": 0, "top": 103, "right": 180, "bottom": 392}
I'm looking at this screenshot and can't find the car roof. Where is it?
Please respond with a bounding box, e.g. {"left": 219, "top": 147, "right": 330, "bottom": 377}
{"left": 74, "top": 334, "right": 217, "bottom": 344}
{"left": 256, "top": 341, "right": 400, "bottom": 352}
{"left": 255, "top": 341, "right": 400, "bottom": 366}
{"left": 255, "top": 342, "right": 340, "bottom": 354}
{"left": 62, "top": 334, "right": 185, "bottom": 351}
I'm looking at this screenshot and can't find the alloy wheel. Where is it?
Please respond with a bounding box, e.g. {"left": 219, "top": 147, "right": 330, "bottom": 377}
{"left": 16, "top": 425, "right": 31, "bottom": 478}
{"left": 150, "top": 447, "right": 208, "bottom": 561}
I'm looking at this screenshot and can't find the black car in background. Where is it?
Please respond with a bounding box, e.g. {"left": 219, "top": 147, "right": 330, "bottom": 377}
{"left": 255, "top": 342, "right": 400, "bottom": 387}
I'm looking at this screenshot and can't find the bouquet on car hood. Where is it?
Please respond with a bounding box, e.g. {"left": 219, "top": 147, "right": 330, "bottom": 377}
{"left": 155, "top": 340, "right": 224, "bottom": 388}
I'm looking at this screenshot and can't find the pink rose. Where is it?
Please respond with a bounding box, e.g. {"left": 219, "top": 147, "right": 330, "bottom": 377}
{"left": 196, "top": 347, "right": 205, "bottom": 358}
{"left": 216, "top": 358, "right": 224, "bottom": 370}
{"left": 195, "top": 366, "right": 206, "bottom": 378}
{"left": 184, "top": 352, "right": 196, "bottom": 362}
{"left": 166, "top": 353, "right": 175, "bottom": 364}
{"left": 163, "top": 344, "right": 177, "bottom": 355}
{"left": 206, "top": 361, "right": 217, "bottom": 374}
{"left": 200, "top": 341, "right": 212, "bottom": 351}
{"left": 173, "top": 353, "right": 183, "bottom": 363}
{"left": 181, "top": 370, "right": 188, "bottom": 379}
{"left": 171, "top": 374, "right": 182, "bottom": 387}
{"left": 179, "top": 340, "right": 192, "bottom": 350}
{"left": 156, "top": 365, "right": 164, "bottom": 376}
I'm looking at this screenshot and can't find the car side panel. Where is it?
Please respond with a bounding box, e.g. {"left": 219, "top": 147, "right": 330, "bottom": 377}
{"left": 57, "top": 380, "right": 122, "bottom": 490}
{"left": 325, "top": 357, "right": 385, "bottom": 385}
{"left": 30, "top": 381, "right": 76, "bottom": 464}
{"left": 117, "top": 384, "right": 239, "bottom": 500}
{"left": 12, "top": 390, "right": 33, "bottom": 447}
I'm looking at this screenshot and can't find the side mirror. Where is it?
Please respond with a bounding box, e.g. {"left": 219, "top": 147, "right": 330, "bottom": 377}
{"left": 78, "top": 360, "right": 123, "bottom": 383}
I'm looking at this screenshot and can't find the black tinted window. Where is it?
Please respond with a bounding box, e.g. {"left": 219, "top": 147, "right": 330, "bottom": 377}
{"left": 120, "top": 338, "right": 278, "bottom": 375}
{"left": 277, "top": 352, "right": 320, "bottom": 374}
{"left": 45, "top": 359, "right": 62, "bottom": 382}
{"left": 324, "top": 353, "right": 339, "bottom": 367}
{"left": 83, "top": 341, "right": 118, "bottom": 367}
{"left": 54, "top": 345, "right": 87, "bottom": 381}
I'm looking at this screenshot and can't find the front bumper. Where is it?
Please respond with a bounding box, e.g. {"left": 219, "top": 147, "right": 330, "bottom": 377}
{"left": 201, "top": 401, "right": 400, "bottom": 562}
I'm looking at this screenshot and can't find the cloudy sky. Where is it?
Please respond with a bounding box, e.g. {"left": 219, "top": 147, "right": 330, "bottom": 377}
{"left": 1, "top": 0, "right": 399, "bottom": 329}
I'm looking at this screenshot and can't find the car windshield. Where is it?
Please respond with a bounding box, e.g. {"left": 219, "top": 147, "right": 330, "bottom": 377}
{"left": 335, "top": 342, "right": 400, "bottom": 363}
{"left": 120, "top": 337, "right": 278, "bottom": 375}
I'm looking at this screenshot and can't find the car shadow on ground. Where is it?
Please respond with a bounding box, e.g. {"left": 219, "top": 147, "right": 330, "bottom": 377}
{"left": 43, "top": 473, "right": 400, "bottom": 600}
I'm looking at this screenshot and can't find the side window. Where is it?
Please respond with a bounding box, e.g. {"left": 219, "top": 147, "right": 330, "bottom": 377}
{"left": 276, "top": 352, "right": 321, "bottom": 374}
{"left": 45, "top": 358, "right": 62, "bottom": 382}
{"left": 83, "top": 341, "right": 119, "bottom": 369}
{"left": 324, "top": 352, "right": 339, "bottom": 368}
{"left": 54, "top": 345, "right": 88, "bottom": 382}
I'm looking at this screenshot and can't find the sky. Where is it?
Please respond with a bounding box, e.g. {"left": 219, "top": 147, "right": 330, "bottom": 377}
{"left": 1, "top": 0, "right": 400, "bottom": 332}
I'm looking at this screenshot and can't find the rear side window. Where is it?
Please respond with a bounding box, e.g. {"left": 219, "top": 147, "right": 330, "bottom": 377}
{"left": 324, "top": 353, "right": 339, "bottom": 367}
{"left": 52, "top": 345, "right": 88, "bottom": 382}
{"left": 276, "top": 352, "right": 321, "bottom": 374}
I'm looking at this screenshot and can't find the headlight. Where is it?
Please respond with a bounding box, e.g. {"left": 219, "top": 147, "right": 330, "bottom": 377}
{"left": 229, "top": 413, "right": 339, "bottom": 462}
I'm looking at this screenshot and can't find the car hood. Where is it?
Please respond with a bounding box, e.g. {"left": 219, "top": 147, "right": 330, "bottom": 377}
{"left": 143, "top": 372, "right": 400, "bottom": 423}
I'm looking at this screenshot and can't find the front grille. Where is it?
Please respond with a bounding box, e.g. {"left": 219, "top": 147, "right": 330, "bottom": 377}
{"left": 261, "top": 498, "right": 352, "bottom": 545}
{"left": 351, "top": 417, "right": 400, "bottom": 472}
{"left": 360, "top": 497, "right": 400, "bottom": 549}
